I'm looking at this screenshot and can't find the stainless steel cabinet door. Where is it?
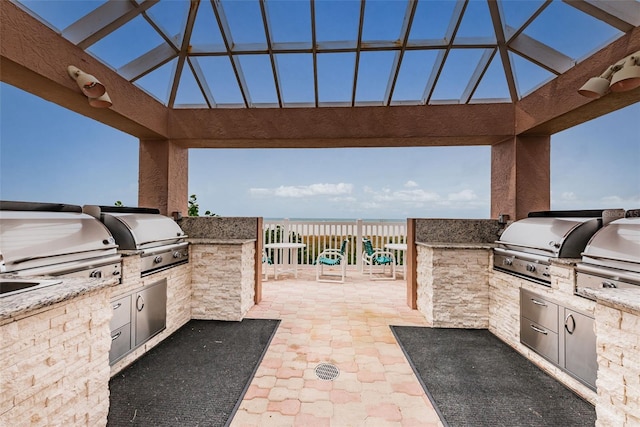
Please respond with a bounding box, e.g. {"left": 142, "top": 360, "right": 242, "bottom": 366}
{"left": 135, "top": 279, "right": 167, "bottom": 347}
{"left": 563, "top": 308, "right": 597, "bottom": 390}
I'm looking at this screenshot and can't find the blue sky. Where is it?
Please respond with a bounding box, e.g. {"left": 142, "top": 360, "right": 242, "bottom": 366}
{"left": 1, "top": 1, "right": 639, "bottom": 219}
{"left": 1, "top": 83, "right": 638, "bottom": 219}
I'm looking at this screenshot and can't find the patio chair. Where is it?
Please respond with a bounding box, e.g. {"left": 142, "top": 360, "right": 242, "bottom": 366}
{"left": 362, "top": 238, "right": 396, "bottom": 280}
{"left": 262, "top": 249, "right": 273, "bottom": 281}
{"left": 315, "top": 239, "right": 349, "bottom": 283}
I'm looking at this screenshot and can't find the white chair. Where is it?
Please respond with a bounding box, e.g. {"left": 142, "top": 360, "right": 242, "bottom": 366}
{"left": 362, "top": 238, "right": 395, "bottom": 280}
{"left": 315, "top": 239, "right": 349, "bottom": 283}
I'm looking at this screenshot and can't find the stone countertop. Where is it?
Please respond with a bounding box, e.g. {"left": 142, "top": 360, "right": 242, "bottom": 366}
{"left": 416, "top": 242, "right": 494, "bottom": 249}
{"left": 0, "top": 275, "right": 119, "bottom": 321}
{"left": 188, "top": 238, "right": 256, "bottom": 245}
{"left": 578, "top": 287, "right": 640, "bottom": 316}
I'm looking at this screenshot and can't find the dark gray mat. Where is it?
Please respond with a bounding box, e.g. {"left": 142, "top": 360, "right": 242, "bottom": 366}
{"left": 391, "top": 327, "right": 596, "bottom": 427}
{"left": 108, "top": 319, "right": 279, "bottom": 427}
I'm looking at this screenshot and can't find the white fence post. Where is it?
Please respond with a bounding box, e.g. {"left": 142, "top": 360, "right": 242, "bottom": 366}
{"left": 356, "top": 219, "right": 363, "bottom": 272}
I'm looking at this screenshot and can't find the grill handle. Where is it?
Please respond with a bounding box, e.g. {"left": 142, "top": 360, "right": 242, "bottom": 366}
{"left": 11, "top": 247, "right": 119, "bottom": 264}
{"left": 137, "top": 236, "right": 188, "bottom": 246}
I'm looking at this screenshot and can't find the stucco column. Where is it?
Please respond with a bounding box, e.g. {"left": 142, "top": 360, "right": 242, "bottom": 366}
{"left": 139, "top": 139, "right": 188, "bottom": 216}
{"left": 491, "top": 135, "right": 550, "bottom": 220}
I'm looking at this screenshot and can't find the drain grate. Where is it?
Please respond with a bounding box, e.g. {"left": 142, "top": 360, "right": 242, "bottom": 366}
{"left": 314, "top": 363, "right": 340, "bottom": 381}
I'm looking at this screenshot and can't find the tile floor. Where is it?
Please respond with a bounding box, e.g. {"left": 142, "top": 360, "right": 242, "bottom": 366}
{"left": 230, "top": 267, "right": 444, "bottom": 427}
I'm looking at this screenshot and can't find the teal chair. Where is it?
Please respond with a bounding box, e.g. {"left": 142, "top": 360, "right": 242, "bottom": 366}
{"left": 362, "top": 238, "right": 396, "bottom": 280}
{"left": 315, "top": 239, "right": 349, "bottom": 283}
{"left": 262, "top": 249, "right": 273, "bottom": 281}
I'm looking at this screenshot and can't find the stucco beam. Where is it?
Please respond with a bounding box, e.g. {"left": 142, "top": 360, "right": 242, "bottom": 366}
{"left": 0, "top": 1, "right": 168, "bottom": 140}
{"left": 167, "top": 103, "right": 515, "bottom": 148}
{"left": 515, "top": 26, "right": 640, "bottom": 136}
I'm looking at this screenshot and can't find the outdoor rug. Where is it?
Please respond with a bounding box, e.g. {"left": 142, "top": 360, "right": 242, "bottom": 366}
{"left": 108, "top": 318, "right": 280, "bottom": 427}
{"left": 390, "top": 326, "right": 596, "bottom": 427}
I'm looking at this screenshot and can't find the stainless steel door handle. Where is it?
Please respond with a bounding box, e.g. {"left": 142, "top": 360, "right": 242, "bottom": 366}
{"left": 530, "top": 324, "right": 548, "bottom": 335}
{"left": 531, "top": 298, "right": 547, "bottom": 307}
{"left": 565, "top": 314, "right": 576, "bottom": 334}
{"left": 136, "top": 295, "right": 144, "bottom": 311}
{"left": 111, "top": 331, "right": 121, "bottom": 341}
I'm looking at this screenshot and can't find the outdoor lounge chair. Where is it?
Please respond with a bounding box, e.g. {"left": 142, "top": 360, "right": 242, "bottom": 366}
{"left": 315, "top": 239, "right": 349, "bottom": 283}
{"left": 262, "top": 249, "right": 273, "bottom": 281}
{"left": 362, "top": 238, "right": 396, "bottom": 280}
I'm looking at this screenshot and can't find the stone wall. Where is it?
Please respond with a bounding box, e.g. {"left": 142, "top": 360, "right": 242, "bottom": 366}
{"left": 591, "top": 296, "right": 640, "bottom": 426}
{"left": 109, "top": 255, "right": 192, "bottom": 376}
{"left": 190, "top": 240, "right": 256, "bottom": 321}
{"left": 0, "top": 287, "right": 112, "bottom": 426}
{"left": 416, "top": 244, "right": 491, "bottom": 328}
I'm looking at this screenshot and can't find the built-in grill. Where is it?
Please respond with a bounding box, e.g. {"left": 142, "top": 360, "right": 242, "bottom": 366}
{"left": 493, "top": 210, "right": 620, "bottom": 285}
{"left": 0, "top": 201, "right": 122, "bottom": 279}
{"left": 576, "top": 210, "right": 640, "bottom": 295}
{"left": 83, "top": 205, "right": 189, "bottom": 276}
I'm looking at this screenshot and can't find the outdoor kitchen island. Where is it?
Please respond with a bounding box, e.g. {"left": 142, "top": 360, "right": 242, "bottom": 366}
{"left": 410, "top": 216, "right": 640, "bottom": 426}
{"left": 0, "top": 275, "right": 118, "bottom": 426}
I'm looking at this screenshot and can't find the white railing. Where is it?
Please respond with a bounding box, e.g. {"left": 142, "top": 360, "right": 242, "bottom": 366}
{"left": 263, "top": 218, "right": 406, "bottom": 270}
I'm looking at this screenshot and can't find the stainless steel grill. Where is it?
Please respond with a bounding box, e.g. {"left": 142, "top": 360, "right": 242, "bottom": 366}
{"left": 493, "top": 210, "right": 620, "bottom": 285}
{"left": 0, "top": 201, "right": 122, "bottom": 279}
{"left": 576, "top": 210, "right": 640, "bottom": 296}
{"left": 83, "top": 205, "right": 189, "bottom": 276}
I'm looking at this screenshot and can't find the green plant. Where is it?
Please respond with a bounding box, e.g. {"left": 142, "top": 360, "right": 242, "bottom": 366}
{"left": 188, "top": 194, "right": 218, "bottom": 217}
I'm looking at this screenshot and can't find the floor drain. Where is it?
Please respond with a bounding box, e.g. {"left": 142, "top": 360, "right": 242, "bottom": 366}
{"left": 315, "top": 363, "right": 340, "bottom": 381}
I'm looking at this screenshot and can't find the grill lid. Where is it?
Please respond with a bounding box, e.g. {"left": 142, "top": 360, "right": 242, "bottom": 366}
{"left": 0, "top": 202, "right": 118, "bottom": 274}
{"left": 84, "top": 205, "right": 187, "bottom": 251}
{"left": 581, "top": 217, "right": 640, "bottom": 270}
{"left": 497, "top": 215, "right": 602, "bottom": 258}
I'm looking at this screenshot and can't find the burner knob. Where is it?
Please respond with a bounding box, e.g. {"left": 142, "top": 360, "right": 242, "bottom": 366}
{"left": 526, "top": 264, "right": 536, "bottom": 272}
{"left": 90, "top": 270, "right": 102, "bottom": 278}
{"left": 173, "top": 251, "right": 182, "bottom": 259}
{"left": 503, "top": 258, "right": 513, "bottom": 266}
{"left": 154, "top": 256, "right": 163, "bottom": 264}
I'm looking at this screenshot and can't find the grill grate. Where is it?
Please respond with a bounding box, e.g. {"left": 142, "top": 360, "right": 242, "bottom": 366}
{"left": 314, "top": 363, "right": 339, "bottom": 381}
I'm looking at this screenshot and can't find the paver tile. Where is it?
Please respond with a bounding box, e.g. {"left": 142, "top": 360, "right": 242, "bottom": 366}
{"left": 230, "top": 268, "right": 443, "bottom": 427}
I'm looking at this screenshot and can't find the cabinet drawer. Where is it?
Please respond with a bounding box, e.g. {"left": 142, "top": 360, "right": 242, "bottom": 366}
{"left": 520, "top": 289, "right": 558, "bottom": 333}
{"left": 521, "top": 317, "right": 559, "bottom": 364}
{"left": 109, "top": 324, "right": 131, "bottom": 364}
{"left": 110, "top": 295, "right": 132, "bottom": 331}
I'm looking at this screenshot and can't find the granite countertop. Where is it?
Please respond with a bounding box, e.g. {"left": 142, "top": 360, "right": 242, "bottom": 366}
{"left": 188, "top": 238, "right": 256, "bottom": 245}
{"left": 416, "top": 242, "right": 495, "bottom": 249}
{"left": 0, "top": 275, "right": 119, "bottom": 320}
{"left": 577, "top": 287, "right": 640, "bottom": 315}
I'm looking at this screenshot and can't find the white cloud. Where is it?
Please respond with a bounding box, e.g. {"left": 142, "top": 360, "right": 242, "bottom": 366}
{"left": 404, "top": 180, "right": 419, "bottom": 188}
{"left": 561, "top": 191, "right": 577, "bottom": 201}
{"left": 447, "top": 189, "right": 478, "bottom": 201}
{"left": 250, "top": 183, "right": 353, "bottom": 198}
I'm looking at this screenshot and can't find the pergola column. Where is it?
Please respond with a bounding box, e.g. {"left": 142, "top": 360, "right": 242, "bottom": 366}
{"left": 139, "top": 139, "right": 188, "bottom": 216}
{"left": 491, "top": 135, "right": 550, "bottom": 220}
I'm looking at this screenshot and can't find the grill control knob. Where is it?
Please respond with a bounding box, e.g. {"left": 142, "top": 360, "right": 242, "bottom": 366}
{"left": 173, "top": 251, "right": 182, "bottom": 259}
{"left": 154, "top": 256, "right": 163, "bottom": 264}
{"left": 503, "top": 258, "right": 513, "bottom": 266}
{"left": 526, "top": 264, "right": 536, "bottom": 272}
{"left": 90, "top": 270, "right": 102, "bottom": 278}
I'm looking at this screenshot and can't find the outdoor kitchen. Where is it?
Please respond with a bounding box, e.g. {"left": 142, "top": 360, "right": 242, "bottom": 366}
{"left": 2, "top": 202, "right": 639, "bottom": 425}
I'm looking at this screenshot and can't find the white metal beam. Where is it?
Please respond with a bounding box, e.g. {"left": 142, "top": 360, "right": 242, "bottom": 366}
{"left": 63, "top": 0, "right": 158, "bottom": 49}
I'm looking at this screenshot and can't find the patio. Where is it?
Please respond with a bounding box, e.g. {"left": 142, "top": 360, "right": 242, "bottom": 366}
{"left": 232, "top": 267, "right": 441, "bottom": 426}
